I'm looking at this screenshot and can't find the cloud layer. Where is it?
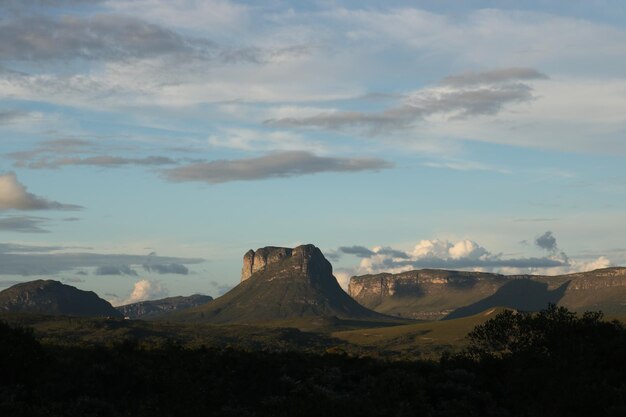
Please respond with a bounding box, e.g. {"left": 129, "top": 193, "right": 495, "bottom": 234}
{"left": 0, "top": 14, "right": 215, "bottom": 62}
{"left": 265, "top": 68, "right": 547, "bottom": 133}
{"left": 336, "top": 232, "right": 612, "bottom": 281}
{"left": 143, "top": 263, "right": 189, "bottom": 275}
{"left": 0, "top": 216, "right": 50, "bottom": 233}
{"left": 0, "top": 243, "right": 203, "bottom": 276}
{"left": 95, "top": 265, "right": 138, "bottom": 276}
{"left": 163, "top": 151, "right": 393, "bottom": 183}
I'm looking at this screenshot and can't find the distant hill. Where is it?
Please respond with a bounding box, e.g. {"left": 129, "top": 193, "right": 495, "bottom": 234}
{"left": 116, "top": 294, "right": 213, "bottom": 319}
{"left": 0, "top": 280, "right": 122, "bottom": 318}
{"left": 349, "top": 267, "right": 626, "bottom": 320}
{"left": 174, "top": 244, "right": 390, "bottom": 324}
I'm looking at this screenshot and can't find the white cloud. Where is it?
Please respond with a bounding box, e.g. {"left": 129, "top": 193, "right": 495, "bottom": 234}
{"left": 341, "top": 235, "right": 613, "bottom": 277}
{"left": 408, "top": 239, "right": 489, "bottom": 261}
{"left": 330, "top": 8, "right": 626, "bottom": 73}
{"left": 207, "top": 127, "right": 327, "bottom": 153}
{"left": 0, "top": 172, "right": 81, "bottom": 211}
{"left": 448, "top": 240, "right": 489, "bottom": 260}
{"left": 333, "top": 269, "right": 352, "bottom": 291}
{"left": 124, "top": 279, "right": 168, "bottom": 304}
{"left": 423, "top": 77, "right": 626, "bottom": 154}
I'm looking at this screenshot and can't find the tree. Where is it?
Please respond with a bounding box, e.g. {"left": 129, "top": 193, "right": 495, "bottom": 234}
{"left": 463, "top": 304, "right": 624, "bottom": 362}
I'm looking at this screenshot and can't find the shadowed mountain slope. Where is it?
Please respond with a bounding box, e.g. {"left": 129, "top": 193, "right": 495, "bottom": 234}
{"left": 174, "top": 244, "right": 391, "bottom": 324}
{"left": 116, "top": 294, "right": 213, "bottom": 319}
{"left": 350, "top": 267, "right": 626, "bottom": 320}
{"left": 444, "top": 279, "right": 570, "bottom": 320}
{"left": 0, "top": 280, "right": 121, "bottom": 317}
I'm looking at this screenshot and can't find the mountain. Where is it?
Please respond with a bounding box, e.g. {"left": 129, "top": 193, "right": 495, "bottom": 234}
{"left": 0, "top": 280, "right": 122, "bottom": 317}
{"left": 175, "top": 244, "right": 389, "bottom": 324}
{"left": 349, "top": 267, "right": 626, "bottom": 320}
{"left": 116, "top": 294, "right": 213, "bottom": 319}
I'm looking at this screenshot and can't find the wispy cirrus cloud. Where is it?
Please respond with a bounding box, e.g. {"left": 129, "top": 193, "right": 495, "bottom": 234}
{"left": 0, "top": 14, "right": 216, "bottom": 62}
{"left": 0, "top": 216, "right": 51, "bottom": 233}
{"left": 0, "top": 242, "right": 204, "bottom": 276}
{"left": 6, "top": 138, "right": 178, "bottom": 170}
{"left": 0, "top": 9, "right": 307, "bottom": 68}
{"left": 0, "top": 109, "right": 34, "bottom": 125}
{"left": 95, "top": 265, "right": 138, "bottom": 276}
{"left": 162, "top": 151, "right": 393, "bottom": 184}
{"left": 266, "top": 68, "right": 547, "bottom": 133}
{"left": 440, "top": 67, "right": 549, "bottom": 86}
{"left": 143, "top": 263, "right": 189, "bottom": 275}
{"left": 7, "top": 139, "right": 95, "bottom": 162}
{"left": 17, "top": 155, "right": 178, "bottom": 169}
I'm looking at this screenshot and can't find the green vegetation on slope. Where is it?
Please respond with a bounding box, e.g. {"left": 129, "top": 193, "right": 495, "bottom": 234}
{"left": 333, "top": 307, "right": 506, "bottom": 358}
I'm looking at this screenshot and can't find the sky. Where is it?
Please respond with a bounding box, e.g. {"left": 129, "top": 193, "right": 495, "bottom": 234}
{"left": 0, "top": 0, "right": 625, "bottom": 305}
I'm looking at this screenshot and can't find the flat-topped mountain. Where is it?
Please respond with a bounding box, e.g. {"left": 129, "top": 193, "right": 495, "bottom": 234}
{"left": 116, "top": 294, "right": 213, "bottom": 319}
{"left": 349, "top": 267, "right": 626, "bottom": 320}
{"left": 0, "top": 280, "right": 122, "bottom": 318}
{"left": 176, "top": 244, "right": 388, "bottom": 324}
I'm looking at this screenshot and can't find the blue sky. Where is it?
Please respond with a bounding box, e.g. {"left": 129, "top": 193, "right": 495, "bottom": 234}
{"left": 0, "top": 0, "right": 625, "bottom": 304}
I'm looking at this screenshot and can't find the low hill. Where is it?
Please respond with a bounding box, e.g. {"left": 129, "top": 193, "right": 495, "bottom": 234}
{"left": 174, "top": 244, "right": 392, "bottom": 324}
{"left": 116, "top": 294, "right": 213, "bottom": 319}
{"left": 349, "top": 267, "right": 626, "bottom": 320}
{"left": 0, "top": 280, "right": 122, "bottom": 318}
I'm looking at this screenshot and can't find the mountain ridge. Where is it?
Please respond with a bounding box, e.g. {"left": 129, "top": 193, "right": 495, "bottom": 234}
{"left": 0, "top": 279, "right": 122, "bottom": 317}
{"left": 173, "top": 244, "right": 392, "bottom": 324}
{"left": 349, "top": 267, "right": 626, "bottom": 320}
{"left": 116, "top": 294, "right": 213, "bottom": 319}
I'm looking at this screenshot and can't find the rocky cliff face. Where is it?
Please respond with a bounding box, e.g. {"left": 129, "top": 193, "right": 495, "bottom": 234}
{"left": 349, "top": 267, "right": 626, "bottom": 320}
{"left": 349, "top": 269, "right": 509, "bottom": 320}
{"left": 0, "top": 280, "right": 122, "bottom": 317}
{"left": 565, "top": 268, "right": 626, "bottom": 290}
{"left": 176, "top": 244, "right": 386, "bottom": 324}
{"left": 241, "top": 246, "right": 294, "bottom": 281}
{"left": 116, "top": 294, "right": 213, "bottom": 319}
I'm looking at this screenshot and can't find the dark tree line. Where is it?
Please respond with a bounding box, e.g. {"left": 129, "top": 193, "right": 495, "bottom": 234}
{"left": 1, "top": 305, "right": 625, "bottom": 417}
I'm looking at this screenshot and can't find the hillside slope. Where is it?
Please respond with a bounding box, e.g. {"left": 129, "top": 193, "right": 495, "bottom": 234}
{"left": 0, "top": 280, "right": 121, "bottom": 317}
{"left": 174, "top": 244, "right": 391, "bottom": 324}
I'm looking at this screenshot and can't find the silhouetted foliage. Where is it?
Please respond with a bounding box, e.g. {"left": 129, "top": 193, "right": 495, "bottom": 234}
{"left": 1, "top": 306, "right": 625, "bottom": 416}
{"left": 464, "top": 304, "right": 625, "bottom": 361}
{"left": 450, "top": 305, "right": 626, "bottom": 417}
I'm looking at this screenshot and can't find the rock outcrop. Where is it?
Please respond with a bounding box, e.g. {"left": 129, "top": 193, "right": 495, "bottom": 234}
{"left": 349, "top": 269, "right": 508, "bottom": 320}
{"left": 0, "top": 280, "right": 122, "bottom": 317}
{"left": 116, "top": 294, "right": 213, "bottom": 319}
{"left": 241, "top": 247, "right": 294, "bottom": 281}
{"left": 176, "top": 244, "right": 388, "bottom": 324}
{"left": 349, "top": 267, "right": 626, "bottom": 320}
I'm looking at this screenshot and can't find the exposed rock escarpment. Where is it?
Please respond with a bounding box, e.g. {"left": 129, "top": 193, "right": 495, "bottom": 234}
{"left": 241, "top": 247, "right": 294, "bottom": 281}
{"left": 349, "top": 267, "right": 626, "bottom": 320}
{"left": 116, "top": 294, "right": 213, "bottom": 319}
{"left": 176, "top": 244, "right": 388, "bottom": 324}
{"left": 0, "top": 280, "right": 122, "bottom": 317}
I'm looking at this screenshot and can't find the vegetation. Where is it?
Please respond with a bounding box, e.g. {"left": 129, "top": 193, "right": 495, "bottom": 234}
{"left": 1, "top": 305, "right": 625, "bottom": 416}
